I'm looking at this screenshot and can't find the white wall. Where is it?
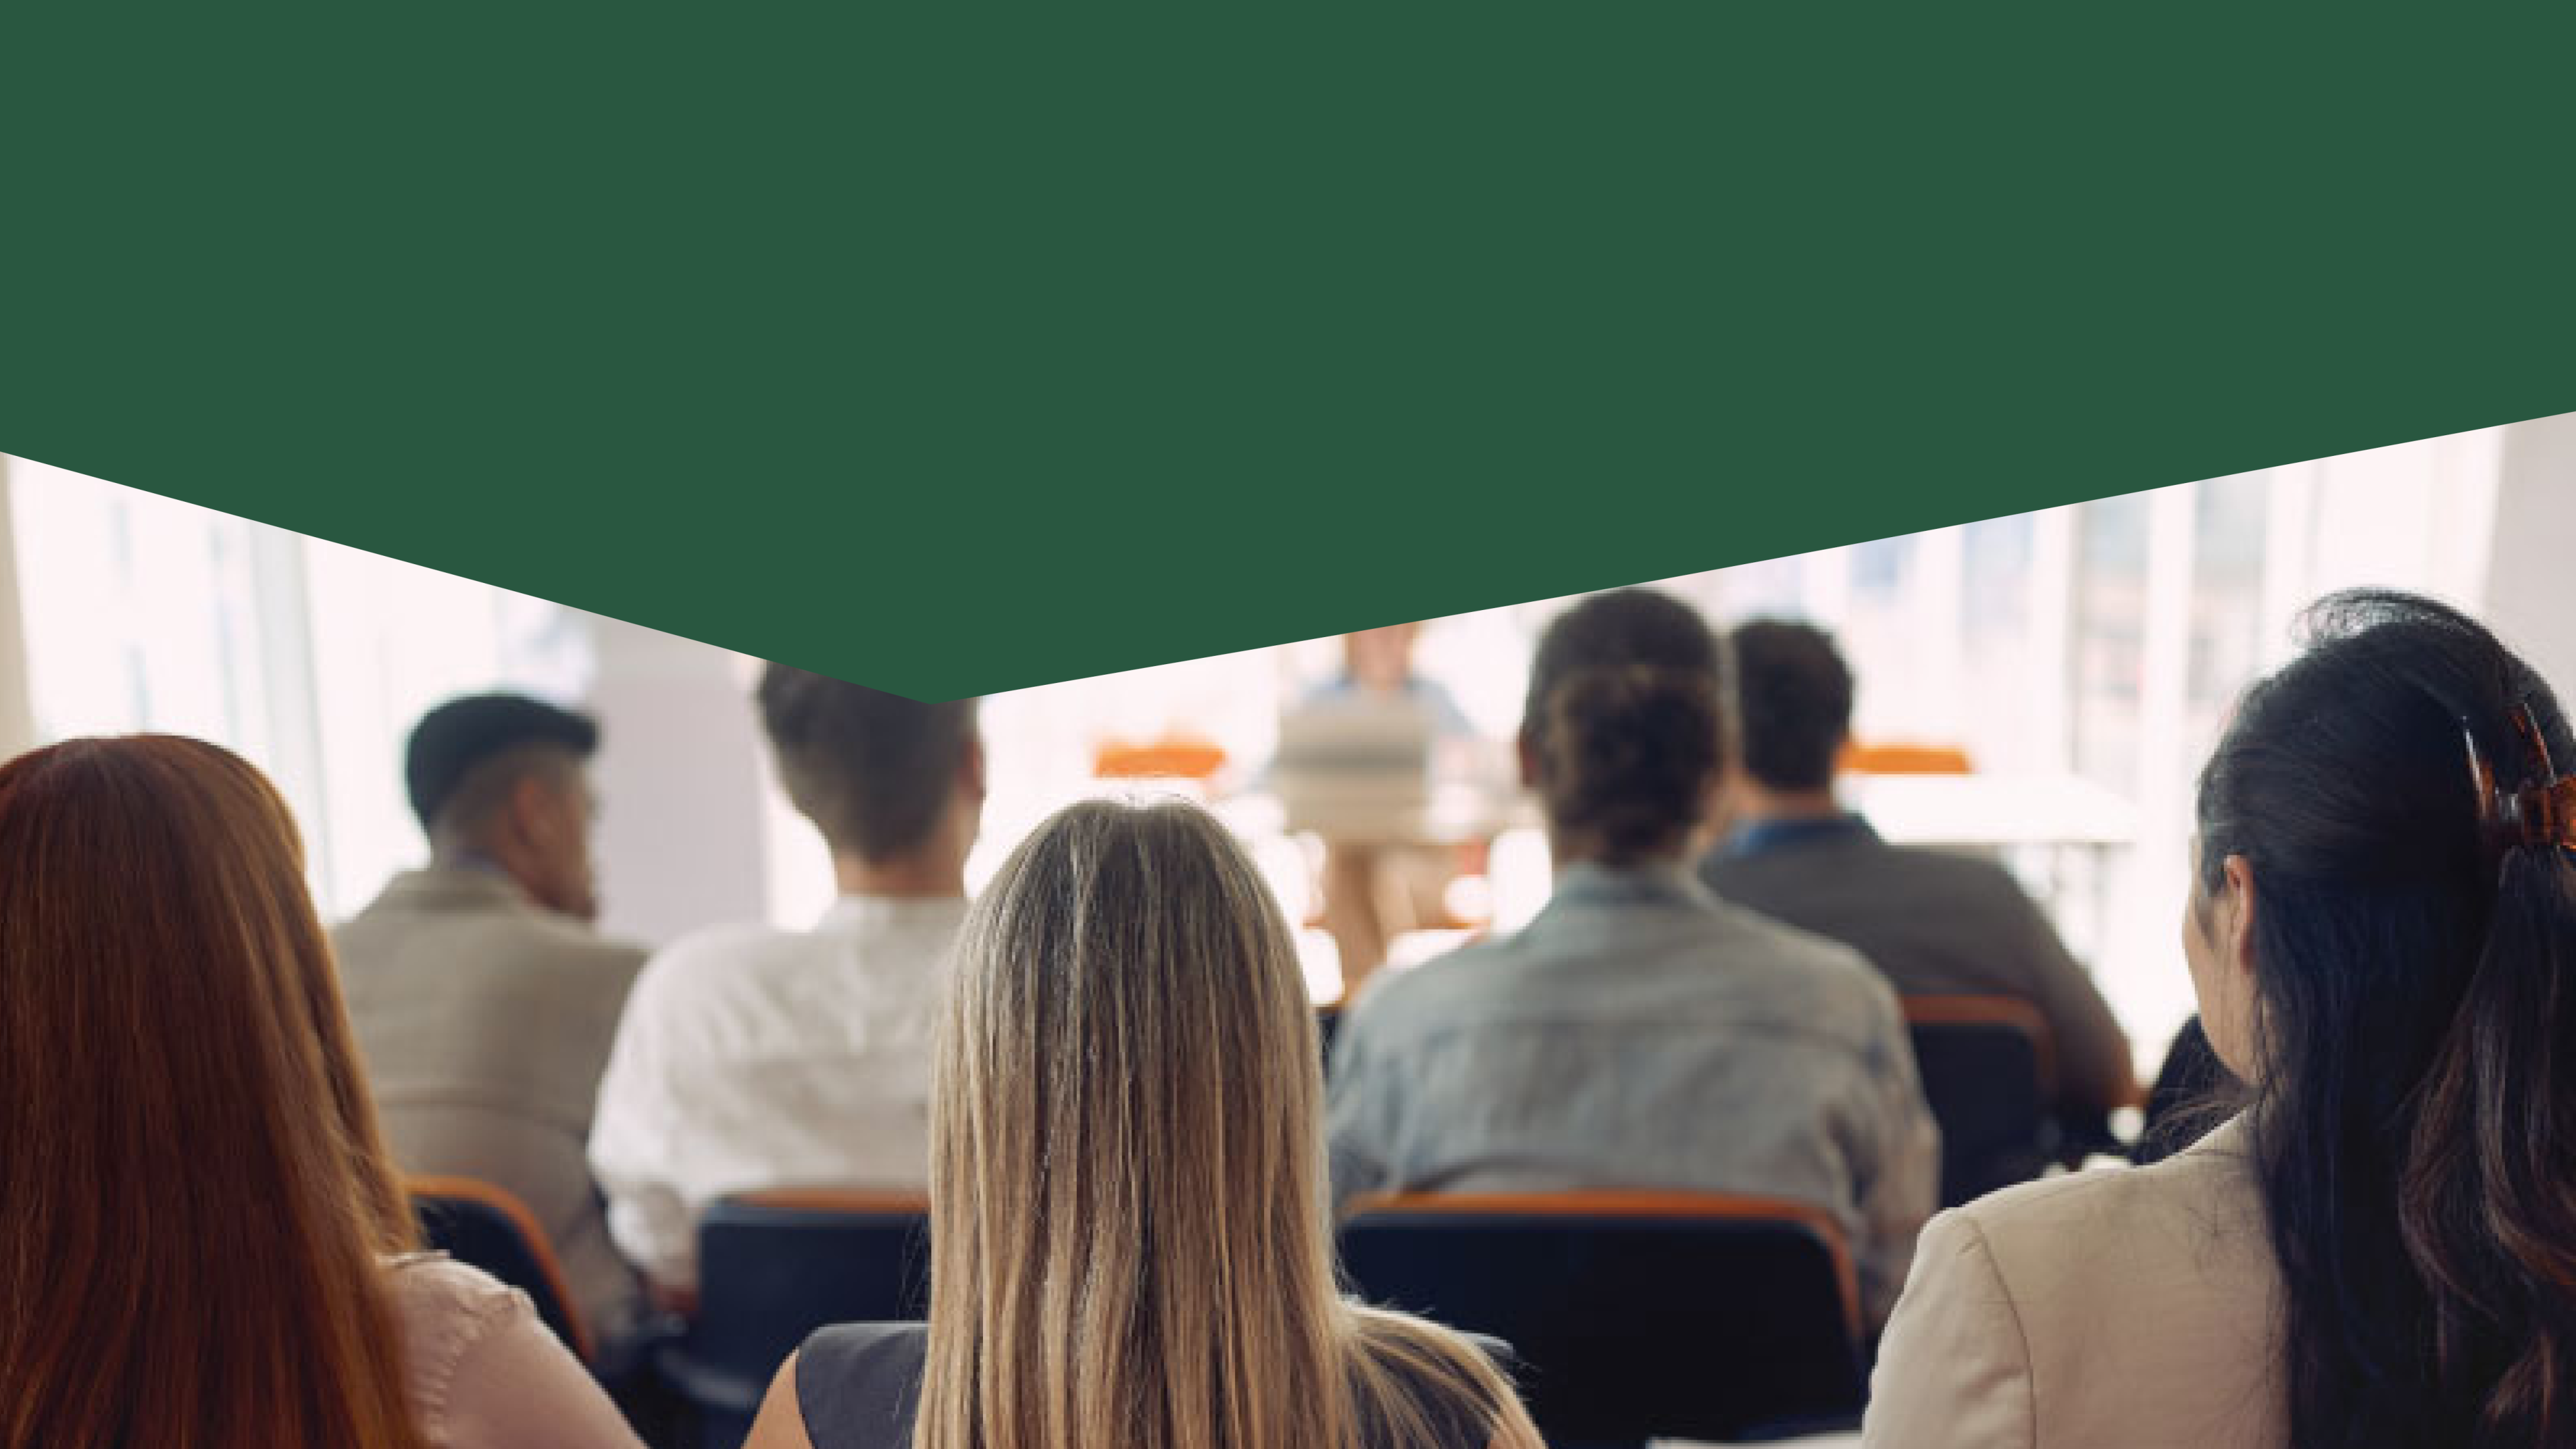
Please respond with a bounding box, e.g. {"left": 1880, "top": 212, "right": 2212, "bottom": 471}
{"left": 2481, "top": 413, "right": 2576, "bottom": 694}
{"left": 0, "top": 458, "right": 35, "bottom": 761}
{"left": 585, "top": 617, "right": 775, "bottom": 947}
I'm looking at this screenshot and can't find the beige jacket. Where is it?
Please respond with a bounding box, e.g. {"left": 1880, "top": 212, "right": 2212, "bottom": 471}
{"left": 1863, "top": 1118, "right": 2284, "bottom": 1448}
{"left": 338, "top": 868, "right": 648, "bottom": 1342}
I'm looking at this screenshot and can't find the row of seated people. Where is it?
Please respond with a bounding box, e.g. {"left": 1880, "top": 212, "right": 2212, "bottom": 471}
{"left": 11, "top": 586, "right": 2570, "bottom": 1446}
{"left": 338, "top": 590, "right": 2136, "bottom": 1357}
{"left": 0, "top": 739, "right": 1532, "bottom": 1448}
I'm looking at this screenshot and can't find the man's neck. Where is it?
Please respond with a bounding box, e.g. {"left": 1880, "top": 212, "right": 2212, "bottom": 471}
{"left": 1543, "top": 832, "right": 1690, "bottom": 879}
{"left": 1728, "top": 784, "right": 1844, "bottom": 826}
{"left": 833, "top": 851, "right": 967, "bottom": 899}
{"left": 430, "top": 846, "right": 523, "bottom": 892}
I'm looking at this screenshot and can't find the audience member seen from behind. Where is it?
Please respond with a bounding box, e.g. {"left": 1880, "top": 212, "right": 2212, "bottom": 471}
{"left": 337, "top": 694, "right": 649, "bottom": 1345}
{"left": 1701, "top": 621, "right": 2136, "bottom": 1127}
{"left": 0, "top": 736, "right": 640, "bottom": 1449}
{"left": 744, "top": 800, "right": 1544, "bottom": 1449}
{"left": 1327, "top": 589, "right": 1939, "bottom": 1328}
{"left": 590, "top": 667, "right": 983, "bottom": 1302}
{"left": 1867, "top": 592, "right": 2576, "bottom": 1448}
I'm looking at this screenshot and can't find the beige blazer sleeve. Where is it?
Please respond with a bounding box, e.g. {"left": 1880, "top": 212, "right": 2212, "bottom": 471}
{"left": 1862, "top": 1208, "right": 2033, "bottom": 1448}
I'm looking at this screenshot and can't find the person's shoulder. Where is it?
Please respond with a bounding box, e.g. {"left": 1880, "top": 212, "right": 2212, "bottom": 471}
{"left": 385, "top": 1252, "right": 536, "bottom": 1353}
{"left": 629, "top": 918, "right": 811, "bottom": 1002}
{"left": 1345, "top": 935, "right": 1513, "bottom": 1029}
{"left": 1875, "top": 842, "right": 2046, "bottom": 912}
{"left": 333, "top": 880, "right": 402, "bottom": 933}
{"left": 1948, "top": 1118, "right": 2263, "bottom": 1284}
{"left": 800, "top": 1320, "right": 928, "bottom": 1374}
{"left": 508, "top": 908, "right": 650, "bottom": 975}
{"left": 795, "top": 1322, "right": 928, "bottom": 1438}
{"left": 1707, "top": 898, "right": 1893, "bottom": 1007}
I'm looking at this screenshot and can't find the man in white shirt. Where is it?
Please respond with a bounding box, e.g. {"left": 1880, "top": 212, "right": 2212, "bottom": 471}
{"left": 587, "top": 665, "right": 984, "bottom": 1300}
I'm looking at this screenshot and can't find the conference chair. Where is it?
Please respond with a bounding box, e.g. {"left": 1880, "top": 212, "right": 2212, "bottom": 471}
{"left": 1338, "top": 1191, "right": 1865, "bottom": 1447}
{"left": 409, "top": 1175, "right": 594, "bottom": 1363}
{"left": 1902, "top": 994, "right": 2059, "bottom": 1206}
{"left": 657, "top": 1189, "right": 931, "bottom": 1449}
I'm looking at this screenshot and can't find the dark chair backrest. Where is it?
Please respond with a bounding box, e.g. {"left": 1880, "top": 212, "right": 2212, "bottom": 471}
{"left": 1904, "top": 994, "right": 2059, "bottom": 1206}
{"left": 410, "top": 1175, "right": 593, "bottom": 1362}
{"left": 1337, "top": 1191, "right": 1865, "bottom": 1445}
{"left": 1316, "top": 1003, "right": 1345, "bottom": 1067}
{"left": 665, "top": 1189, "right": 931, "bottom": 1449}
{"left": 2134, "top": 1013, "right": 2240, "bottom": 1165}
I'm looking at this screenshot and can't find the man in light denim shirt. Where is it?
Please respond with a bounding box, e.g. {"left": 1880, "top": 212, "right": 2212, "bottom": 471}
{"left": 1324, "top": 589, "right": 1940, "bottom": 1330}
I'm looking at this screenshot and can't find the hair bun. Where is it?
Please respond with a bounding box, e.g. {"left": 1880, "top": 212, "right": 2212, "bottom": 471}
{"left": 1540, "top": 665, "right": 1724, "bottom": 863}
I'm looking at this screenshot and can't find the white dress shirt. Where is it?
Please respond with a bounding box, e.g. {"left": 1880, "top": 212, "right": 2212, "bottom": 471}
{"left": 587, "top": 894, "right": 969, "bottom": 1289}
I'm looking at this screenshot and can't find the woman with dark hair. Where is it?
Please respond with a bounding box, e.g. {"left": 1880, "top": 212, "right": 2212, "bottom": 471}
{"left": 1867, "top": 590, "right": 2576, "bottom": 1448}
{"left": 1325, "top": 588, "right": 1939, "bottom": 1328}
{"left": 0, "top": 736, "right": 640, "bottom": 1449}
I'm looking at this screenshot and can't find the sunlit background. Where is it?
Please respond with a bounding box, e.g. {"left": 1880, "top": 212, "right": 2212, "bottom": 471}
{"left": 6, "top": 416, "right": 2574, "bottom": 1075}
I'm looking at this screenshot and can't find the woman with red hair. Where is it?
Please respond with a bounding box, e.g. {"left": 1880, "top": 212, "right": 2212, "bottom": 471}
{"left": 0, "top": 735, "right": 641, "bottom": 1449}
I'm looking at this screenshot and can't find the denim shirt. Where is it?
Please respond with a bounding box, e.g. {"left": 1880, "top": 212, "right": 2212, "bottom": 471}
{"left": 1325, "top": 860, "right": 1940, "bottom": 1329}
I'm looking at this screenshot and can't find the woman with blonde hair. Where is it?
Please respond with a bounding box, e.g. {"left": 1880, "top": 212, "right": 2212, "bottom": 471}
{"left": 0, "top": 735, "right": 640, "bottom": 1449}
{"left": 745, "top": 798, "right": 1542, "bottom": 1449}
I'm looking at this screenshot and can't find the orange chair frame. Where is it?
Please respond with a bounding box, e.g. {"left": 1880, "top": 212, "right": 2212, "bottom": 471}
{"left": 408, "top": 1174, "right": 594, "bottom": 1362}
{"left": 1901, "top": 992, "right": 2058, "bottom": 1099}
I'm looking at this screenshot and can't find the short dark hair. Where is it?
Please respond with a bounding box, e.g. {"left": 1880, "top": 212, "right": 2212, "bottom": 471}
{"left": 1523, "top": 589, "right": 1729, "bottom": 863}
{"left": 404, "top": 694, "right": 599, "bottom": 831}
{"left": 757, "top": 665, "right": 978, "bottom": 863}
{"left": 1729, "top": 620, "right": 1853, "bottom": 792}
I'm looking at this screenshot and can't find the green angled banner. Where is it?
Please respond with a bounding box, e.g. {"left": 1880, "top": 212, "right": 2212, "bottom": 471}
{"left": 5, "top": 8, "right": 2573, "bottom": 696}
{"left": 11, "top": 11, "right": 2576, "bottom": 1448}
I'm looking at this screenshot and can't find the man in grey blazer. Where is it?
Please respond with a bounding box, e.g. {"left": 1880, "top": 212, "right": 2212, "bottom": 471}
{"left": 1701, "top": 622, "right": 2136, "bottom": 1127}
{"left": 337, "top": 694, "right": 648, "bottom": 1347}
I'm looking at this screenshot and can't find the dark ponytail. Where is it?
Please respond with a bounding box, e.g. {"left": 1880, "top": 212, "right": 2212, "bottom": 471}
{"left": 1519, "top": 588, "right": 1729, "bottom": 867}
{"left": 2196, "top": 589, "right": 2576, "bottom": 1448}
{"left": 1537, "top": 665, "right": 1724, "bottom": 865}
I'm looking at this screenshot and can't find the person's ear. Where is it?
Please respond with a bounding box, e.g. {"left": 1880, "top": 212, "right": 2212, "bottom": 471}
{"left": 504, "top": 775, "right": 551, "bottom": 846}
{"left": 2221, "top": 853, "right": 2259, "bottom": 981}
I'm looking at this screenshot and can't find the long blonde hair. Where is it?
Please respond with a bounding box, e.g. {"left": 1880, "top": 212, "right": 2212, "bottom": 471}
{"left": 0, "top": 736, "right": 426, "bottom": 1449}
{"left": 918, "top": 799, "right": 1540, "bottom": 1449}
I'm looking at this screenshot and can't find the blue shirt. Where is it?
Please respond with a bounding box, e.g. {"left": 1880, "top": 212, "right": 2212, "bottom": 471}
{"left": 1726, "top": 811, "right": 1880, "bottom": 859}
{"left": 1325, "top": 860, "right": 1940, "bottom": 1328}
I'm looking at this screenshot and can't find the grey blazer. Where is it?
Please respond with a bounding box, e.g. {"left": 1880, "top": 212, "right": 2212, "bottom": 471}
{"left": 1703, "top": 817, "right": 2135, "bottom": 1118}
{"left": 337, "top": 867, "right": 648, "bottom": 1343}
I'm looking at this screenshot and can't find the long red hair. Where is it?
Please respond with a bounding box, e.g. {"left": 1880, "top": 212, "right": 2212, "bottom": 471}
{"left": 0, "top": 736, "right": 428, "bottom": 1449}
